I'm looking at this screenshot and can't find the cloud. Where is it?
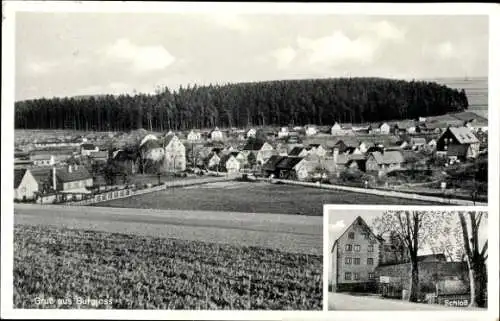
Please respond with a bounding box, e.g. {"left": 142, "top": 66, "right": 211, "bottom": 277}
{"left": 270, "top": 46, "right": 297, "bottom": 69}
{"left": 436, "top": 41, "right": 456, "bottom": 59}
{"left": 104, "top": 38, "right": 176, "bottom": 72}
{"left": 25, "top": 61, "right": 58, "bottom": 75}
{"left": 371, "top": 20, "right": 406, "bottom": 41}
{"left": 206, "top": 14, "right": 250, "bottom": 32}
{"left": 296, "top": 31, "right": 377, "bottom": 66}
{"left": 329, "top": 220, "right": 346, "bottom": 231}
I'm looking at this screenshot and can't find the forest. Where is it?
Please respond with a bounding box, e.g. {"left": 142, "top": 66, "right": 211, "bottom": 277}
{"left": 14, "top": 77, "right": 469, "bottom": 131}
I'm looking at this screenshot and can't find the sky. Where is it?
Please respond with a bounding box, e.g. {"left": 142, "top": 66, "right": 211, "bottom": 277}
{"left": 327, "top": 209, "right": 488, "bottom": 278}
{"left": 15, "top": 13, "right": 488, "bottom": 101}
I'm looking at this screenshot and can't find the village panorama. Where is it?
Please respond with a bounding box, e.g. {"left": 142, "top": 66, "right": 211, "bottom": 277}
{"left": 13, "top": 76, "right": 488, "bottom": 310}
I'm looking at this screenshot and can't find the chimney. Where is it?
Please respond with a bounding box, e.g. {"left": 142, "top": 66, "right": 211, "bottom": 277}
{"left": 52, "top": 167, "right": 57, "bottom": 191}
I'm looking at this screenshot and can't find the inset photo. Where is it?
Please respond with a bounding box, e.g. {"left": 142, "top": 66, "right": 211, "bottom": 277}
{"left": 327, "top": 206, "right": 488, "bottom": 311}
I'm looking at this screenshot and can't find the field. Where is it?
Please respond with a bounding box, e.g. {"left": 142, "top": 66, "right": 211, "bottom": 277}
{"left": 97, "top": 181, "right": 442, "bottom": 214}
{"left": 14, "top": 224, "right": 322, "bottom": 310}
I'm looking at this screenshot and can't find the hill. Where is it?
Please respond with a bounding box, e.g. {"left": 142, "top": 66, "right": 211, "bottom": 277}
{"left": 15, "top": 77, "right": 468, "bottom": 131}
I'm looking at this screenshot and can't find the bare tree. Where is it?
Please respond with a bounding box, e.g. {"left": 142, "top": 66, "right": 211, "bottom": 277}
{"left": 458, "top": 211, "right": 488, "bottom": 307}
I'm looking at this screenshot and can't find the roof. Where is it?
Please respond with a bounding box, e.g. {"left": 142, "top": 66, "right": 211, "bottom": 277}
{"left": 89, "top": 151, "right": 108, "bottom": 159}
{"left": 334, "top": 137, "right": 359, "bottom": 148}
{"left": 332, "top": 216, "right": 382, "bottom": 251}
{"left": 349, "top": 154, "right": 367, "bottom": 161}
{"left": 448, "top": 127, "right": 479, "bottom": 144}
{"left": 275, "top": 156, "right": 304, "bottom": 170}
{"left": 31, "top": 154, "right": 53, "bottom": 161}
{"left": 219, "top": 154, "right": 236, "bottom": 165}
{"left": 263, "top": 155, "right": 287, "bottom": 171}
{"left": 369, "top": 151, "right": 404, "bottom": 165}
{"left": 417, "top": 253, "right": 447, "bottom": 262}
{"left": 81, "top": 143, "right": 96, "bottom": 150}
{"left": 242, "top": 140, "right": 266, "bottom": 151}
{"left": 54, "top": 166, "right": 92, "bottom": 183}
{"left": 289, "top": 147, "right": 305, "bottom": 156}
{"left": 164, "top": 133, "right": 176, "bottom": 146}
{"left": 140, "top": 139, "right": 163, "bottom": 151}
{"left": 308, "top": 143, "right": 321, "bottom": 148}
{"left": 14, "top": 168, "right": 27, "bottom": 189}
{"left": 410, "top": 137, "right": 427, "bottom": 144}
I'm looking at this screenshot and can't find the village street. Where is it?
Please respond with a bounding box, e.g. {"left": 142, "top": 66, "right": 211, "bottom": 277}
{"left": 328, "top": 292, "right": 484, "bottom": 311}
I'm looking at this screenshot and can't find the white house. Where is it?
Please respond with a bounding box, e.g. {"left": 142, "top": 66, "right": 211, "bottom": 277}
{"left": 205, "top": 153, "right": 221, "bottom": 170}
{"left": 80, "top": 143, "right": 99, "bottom": 157}
{"left": 331, "top": 122, "right": 343, "bottom": 135}
{"left": 187, "top": 130, "right": 202, "bottom": 142}
{"left": 221, "top": 154, "right": 240, "bottom": 174}
{"left": 14, "top": 168, "right": 39, "bottom": 201}
{"left": 164, "top": 134, "right": 186, "bottom": 172}
{"left": 31, "top": 154, "right": 55, "bottom": 167}
{"left": 306, "top": 144, "right": 327, "bottom": 158}
{"left": 242, "top": 140, "right": 275, "bottom": 165}
{"left": 278, "top": 127, "right": 289, "bottom": 138}
{"left": 210, "top": 127, "right": 224, "bottom": 141}
{"left": 427, "top": 139, "right": 437, "bottom": 149}
{"left": 246, "top": 128, "right": 257, "bottom": 138}
{"left": 305, "top": 125, "right": 318, "bottom": 136}
{"left": 379, "top": 123, "right": 391, "bottom": 134}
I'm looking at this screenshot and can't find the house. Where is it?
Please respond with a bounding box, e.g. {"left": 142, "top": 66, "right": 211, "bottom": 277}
{"left": 305, "top": 125, "right": 318, "bottom": 136}
{"left": 358, "top": 141, "right": 375, "bottom": 154}
{"left": 80, "top": 143, "right": 99, "bottom": 156}
{"left": 275, "top": 156, "right": 304, "bottom": 179}
{"left": 410, "top": 137, "right": 427, "bottom": 150}
{"left": 51, "top": 165, "right": 93, "bottom": 193}
{"left": 306, "top": 144, "right": 327, "bottom": 158}
{"left": 234, "top": 150, "right": 250, "bottom": 167}
{"left": 219, "top": 154, "right": 240, "bottom": 174}
{"left": 140, "top": 139, "right": 165, "bottom": 164}
{"left": 204, "top": 152, "right": 221, "bottom": 170}
{"left": 242, "top": 140, "right": 275, "bottom": 165}
{"left": 289, "top": 146, "right": 309, "bottom": 158}
{"left": 331, "top": 122, "right": 343, "bottom": 135}
{"left": 331, "top": 216, "right": 381, "bottom": 292}
{"left": 293, "top": 156, "right": 322, "bottom": 181}
{"left": 365, "top": 151, "right": 404, "bottom": 173}
{"left": 163, "top": 134, "right": 186, "bottom": 172}
{"left": 436, "top": 127, "right": 480, "bottom": 160}
{"left": 278, "top": 127, "right": 289, "bottom": 138}
{"left": 14, "top": 168, "right": 39, "bottom": 201}
{"left": 246, "top": 128, "right": 257, "bottom": 138}
{"left": 427, "top": 139, "right": 437, "bottom": 150}
{"left": 139, "top": 134, "right": 158, "bottom": 148}
{"left": 210, "top": 127, "right": 224, "bottom": 141}
{"left": 262, "top": 155, "right": 287, "bottom": 177}
{"left": 187, "top": 130, "right": 202, "bottom": 142}
{"left": 31, "top": 154, "right": 55, "bottom": 167}
{"left": 379, "top": 123, "right": 391, "bottom": 134}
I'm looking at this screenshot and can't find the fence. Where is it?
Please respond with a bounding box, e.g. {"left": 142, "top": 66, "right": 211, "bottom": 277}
{"left": 270, "top": 178, "right": 487, "bottom": 206}
{"left": 65, "top": 174, "right": 239, "bottom": 206}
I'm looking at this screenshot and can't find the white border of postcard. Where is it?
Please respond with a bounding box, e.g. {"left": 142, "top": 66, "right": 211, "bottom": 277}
{"left": 2, "top": 1, "right": 500, "bottom": 320}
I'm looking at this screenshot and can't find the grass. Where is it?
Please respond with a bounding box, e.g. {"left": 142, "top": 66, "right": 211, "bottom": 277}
{"left": 97, "top": 181, "right": 442, "bottom": 215}
{"left": 14, "top": 224, "right": 322, "bottom": 310}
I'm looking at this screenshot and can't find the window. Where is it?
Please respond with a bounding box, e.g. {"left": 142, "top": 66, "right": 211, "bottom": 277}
{"left": 354, "top": 245, "right": 361, "bottom": 252}
{"left": 345, "top": 244, "right": 352, "bottom": 251}
{"left": 368, "top": 272, "right": 375, "bottom": 280}
{"left": 367, "top": 258, "right": 374, "bottom": 265}
{"left": 368, "top": 245, "right": 374, "bottom": 252}
{"left": 345, "top": 272, "right": 352, "bottom": 280}
{"left": 364, "top": 233, "right": 370, "bottom": 240}
{"left": 345, "top": 257, "right": 352, "bottom": 265}
{"left": 354, "top": 258, "right": 361, "bottom": 265}
{"left": 348, "top": 232, "right": 355, "bottom": 239}
{"left": 354, "top": 273, "right": 360, "bottom": 280}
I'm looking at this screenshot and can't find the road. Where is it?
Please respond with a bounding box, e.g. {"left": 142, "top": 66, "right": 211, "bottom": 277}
{"left": 328, "top": 292, "right": 482, "bottom": 311}
{"left": 14, "top": 204, "right": 322, "bottom": 255}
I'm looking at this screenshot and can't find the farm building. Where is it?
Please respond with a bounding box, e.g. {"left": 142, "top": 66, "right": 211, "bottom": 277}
{"left": 14, "top": 168, "right": 39, "bottom": 201}
{"left": 51, "top": 165, "right": 93, "bottom": 193}
{"left": 163, "top": 133, "right": 186, "bottom": 172}
{"left": 274, "top": 156, "right": 304, "bottom": 179}
{"left": 436, "top": 127, "right": 480, "bottom": 160}
{"left": 262, "top": 155, "right": 287, "bottom": 177}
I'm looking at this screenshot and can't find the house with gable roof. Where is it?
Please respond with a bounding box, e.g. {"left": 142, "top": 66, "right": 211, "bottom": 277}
{"left": 436, "top": 127, "right": 480, "bottom": 160}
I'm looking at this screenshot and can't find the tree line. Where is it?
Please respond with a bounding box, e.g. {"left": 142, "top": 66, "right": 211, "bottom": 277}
{"left": 15, "top": 77, "right": 469, "bottom": 131}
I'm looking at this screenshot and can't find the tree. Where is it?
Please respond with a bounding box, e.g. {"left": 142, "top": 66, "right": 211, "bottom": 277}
{"left": 458, "top": 211, "right": 488, "bottom": 308}
{"left": 372, "top": 210, "right": 446, "bottom": 302}
{"left": 247, "top": 152, "right": 257, "bottom": 170}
